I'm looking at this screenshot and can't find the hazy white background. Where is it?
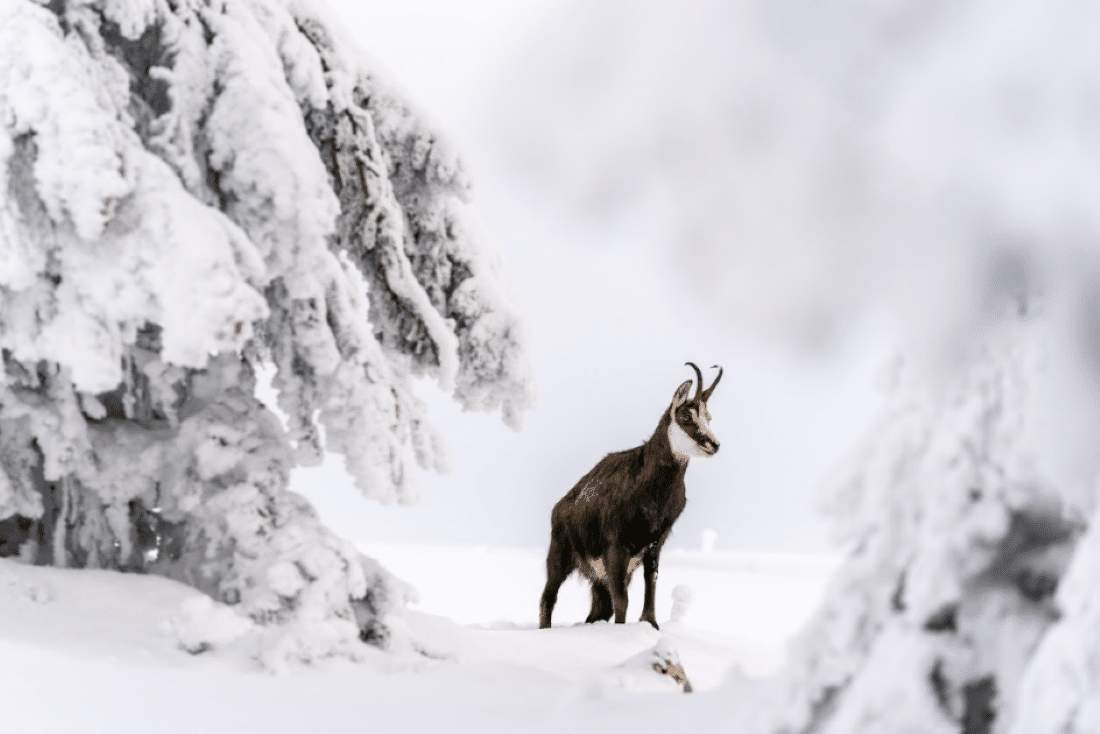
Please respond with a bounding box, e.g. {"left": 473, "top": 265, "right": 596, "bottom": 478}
{"left": 291, "top": 0, "right": 891, "bottom": 553}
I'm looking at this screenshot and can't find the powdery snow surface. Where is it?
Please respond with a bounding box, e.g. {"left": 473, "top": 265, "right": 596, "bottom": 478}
{"left": 0, "top": 545, "right": 838, "bottom": 732}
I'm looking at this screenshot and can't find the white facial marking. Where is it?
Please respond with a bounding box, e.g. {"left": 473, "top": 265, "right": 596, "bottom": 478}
{"left": 668, "top": 402, "right": 718, "bottom": 461}
{"left": 668, "top": 417, "right": 711, "bottom": 460}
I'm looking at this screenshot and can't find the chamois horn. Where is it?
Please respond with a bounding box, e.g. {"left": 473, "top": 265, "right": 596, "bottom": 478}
{"left": 702, "top": 365, "right": 723, "bottom": 403}
{"left": 685, "top": 362, "right": 705, "bottom": 401}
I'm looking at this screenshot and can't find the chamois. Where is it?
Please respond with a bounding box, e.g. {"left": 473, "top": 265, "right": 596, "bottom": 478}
{"left": 539, "top": 363, "right": 722, "bottom": 630}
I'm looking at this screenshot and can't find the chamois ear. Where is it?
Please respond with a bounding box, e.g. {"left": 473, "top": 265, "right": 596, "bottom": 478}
{"left": 672, "top": 380, "right": 693, "bottom": 406}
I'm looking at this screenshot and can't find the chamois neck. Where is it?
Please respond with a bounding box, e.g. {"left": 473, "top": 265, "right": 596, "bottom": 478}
{"left": 644, "top": 409, "right": 687, "bottom": 468}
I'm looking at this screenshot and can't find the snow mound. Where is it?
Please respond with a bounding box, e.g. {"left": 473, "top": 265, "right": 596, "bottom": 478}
{"left": 605, "top": 636, "right": 693, "bottom": 694}
{"left": 163, "top": 595, "right": 256, "bottom": 655}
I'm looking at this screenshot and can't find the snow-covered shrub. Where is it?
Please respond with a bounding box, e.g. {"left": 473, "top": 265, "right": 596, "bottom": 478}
{"left": 0, "top": 0, "right": 532, "bottom": 666}
{"left": 670, "top": 584, "right": 692, "bottom": 624}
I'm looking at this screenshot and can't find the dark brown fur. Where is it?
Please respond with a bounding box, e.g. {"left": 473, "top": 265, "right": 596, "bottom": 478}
{"left": 539, "top": 367, "right": 720, "bottom": 629}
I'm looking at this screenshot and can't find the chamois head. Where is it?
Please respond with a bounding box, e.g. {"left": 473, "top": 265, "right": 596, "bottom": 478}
{"left": 667, "top": 362, "right": 722, "bottom": 461}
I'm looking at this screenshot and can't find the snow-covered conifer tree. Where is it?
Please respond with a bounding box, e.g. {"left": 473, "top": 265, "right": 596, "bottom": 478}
{"left": 777, "top": 312, "right": 1091, "bottom": 733}
{"left": 759, "top": 1, "right": 1100, "bottom": 729}
{"left": 0, "top": 0, "right": 533, "bottom": 664}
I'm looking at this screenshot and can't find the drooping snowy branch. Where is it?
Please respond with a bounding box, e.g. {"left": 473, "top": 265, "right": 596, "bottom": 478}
{"left": 1, "top": 0, "right": 532, "bottom": 499}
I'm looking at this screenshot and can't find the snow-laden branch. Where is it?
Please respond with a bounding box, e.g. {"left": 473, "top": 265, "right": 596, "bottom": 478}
{"left": 0, "top": 0, "right": 531, "bottom": 500}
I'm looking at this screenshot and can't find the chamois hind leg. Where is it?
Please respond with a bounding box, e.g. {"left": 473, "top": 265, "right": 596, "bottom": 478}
{"left": 539, "top": 533, "right": 574, "bottom": 629}
{"left": 586, "top": 579, "right": 613, "bottom": 623}
{"left": 605, "top": 546, "right": 630, "bottom": 624}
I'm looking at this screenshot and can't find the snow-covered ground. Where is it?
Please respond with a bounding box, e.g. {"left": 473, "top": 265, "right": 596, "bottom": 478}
{"left": 0, "top": 544, "right": 839, "bottom": 732}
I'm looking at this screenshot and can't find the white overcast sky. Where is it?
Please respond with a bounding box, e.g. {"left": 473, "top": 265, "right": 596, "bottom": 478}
{"left": 290, "top": 0, "right": 889, "bottom": 553}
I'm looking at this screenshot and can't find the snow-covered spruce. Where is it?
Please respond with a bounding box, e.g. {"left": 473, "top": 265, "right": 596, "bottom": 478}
{"left": 775, "top": 315, "right": 1088, "bottom": 734}
{"left": 0, "top": 0, "right": 533, "bottom": 665}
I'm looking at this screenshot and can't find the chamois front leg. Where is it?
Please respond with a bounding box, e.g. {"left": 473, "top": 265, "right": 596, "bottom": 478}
{"left": 640, "top": 545, "right": 661, "bottom": 629}
{"left": 606, "top": 546, "right": 631, "bottom": 624}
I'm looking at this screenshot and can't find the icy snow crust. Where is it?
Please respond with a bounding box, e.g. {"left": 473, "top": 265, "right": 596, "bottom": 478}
{"left": 0, "top": 0, "right": 533, "bottom": 666}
